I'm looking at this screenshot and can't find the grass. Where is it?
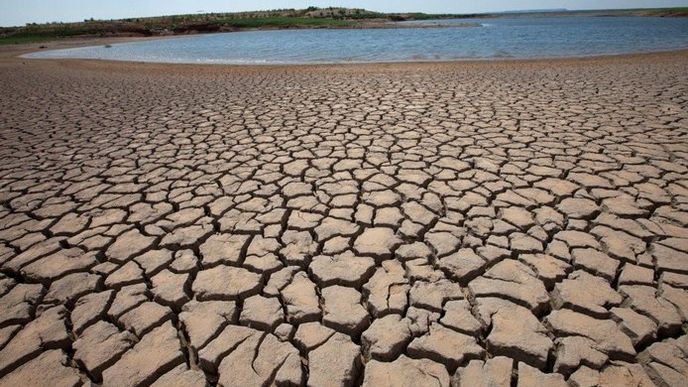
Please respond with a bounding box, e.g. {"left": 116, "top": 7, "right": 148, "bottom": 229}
{"left": 640, "top": 7, "right": 688, "bottom": 16}
{"left": 0, "top": 27, "right": 140, "bottom": 45}
{"left": 213, "top": 17, "right": 354, "bottom": 29}
{"left": 0, "top": 15, "right": 357, "bottom": 45}
{"left": 0, "top": 34, "right": 55, "bottom": 45}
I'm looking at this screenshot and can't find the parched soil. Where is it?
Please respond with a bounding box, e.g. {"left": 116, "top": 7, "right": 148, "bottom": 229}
{"left": 0, "top": 47, "right": 687, "bottom": 386}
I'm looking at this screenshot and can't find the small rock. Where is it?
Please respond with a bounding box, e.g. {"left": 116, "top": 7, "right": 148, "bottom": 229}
{"left": 407, "top": 323, "right": 484, "bottom": 371}
{"left": 314, "top": 217, "right": 359, "bottom": 241}
{"left": 395, "top": 241, "right": 433, "bottom": 261}
{"left": 101, "top": 321, "right": 184, "bottom": 387}
{"left": 322, "top": 285, "right": 370, "bottom": 335}
{"left": 619, "top": 264, "right": 655, "bottom": 286}
{"left": 518, "top": 253, "right": 570, "bottom": 290}
{"left": 0, "top": 306, "right": 71, "bottom": 376}
{"left": 486, "top": 304, "right": 553, "bottom": 370}
{"left": 151, "top": 364, "right": 206, "bottom": 387}
{"left": 199, "top": 233, "right": 250, "bottom": 267}
{"left": 571, "top": 248, "right": 620, "bottom": 282}
{"left": 557, "top": 198, "right": 599, "bottom": 218}
{"left": 453, "top": 356, "right": 513, "bottom": 387}
{"left": 553, "top": 336, "right": 609, "bottom": 376}
{"left": 362, "top": 355, "right": 450, "bottom": 387}
{"left": 409, "top": 279, "right": 463, "bottom": 312}
{"left": 405, "top": 306, "right": 441, "bottom": 336}
{"left": 151, "top": 269, "right": 190, "bottom": 309}
{"left": 274, "top": 323, "right": 294, "bottom": 341}
{"left": 438, "top": 248, "right": 487, "bottom": 284}
{"left": 652, "top": 243, "right": 688, "bottom": 274}
{"left": 1, "top": 350, "right": 81, "bottom": 387}
{"left": 363, "top": 260, "right": 409, "bottom": 317}
{"left": 73, "top": 320, "right": 136, "bottom": 380}
{"left": 294, "top": 322, "right": 336, "bottom": 351}
{"left": 169, "top": 249, "right": 198, "bottom": 272}
{"left": 619, "top": 285, "right": 682, "bottom": 336}
{"left": 44, "top": 272, "right": 101, "bottom": 304}
{"left": 22, "top": 249, "right": 98, "bottom": 281}
{"left": 361, "top": 314, "right": 412, "bottom": 361}
{"left": 440, "top": 300, "right": 482, "bottom": 337}
{"left": 179, "top": 300, "right": 236, "bottom": 352}
{"left": 468, "top": 259, "right": 549, "bottom": 314}
{"left": 354, "top": 227, "right": 401, "bottom": 258}
{"left": 215, "top": 330, "right": 302, "bottom": 387}
{"left": 239, "top": 295, "right": 283, "bottom": 330}
{"left": 509, "top": 232, "right": 543, "bottom": 253}
{"left": 610, "top": 307, "right": 657, "bottom": 348}
{"left": 119, "top": 301, "right": 173, "bottom": 337}
{"left": 106, "top": 228, "right": 156, "bottom": 263}
{"left": 310, "top": 251, "right": 375, "bottom": 287}
{"left": 551, "top": 270, "right": 622, "bottom": 318}
{"left": 107, "top": 284, "right": 147, "bottom": 319}
{"left": 568, "top": 361, "right": 655, "bottom": 386}
{"left": 517, "top": 362, "right": 567, "bottom": 387}
{"left": 501, "top": 206, "right": 535, "bottom": 229}
{"left": 280, "top": 271, "right": 321, "bottom": 323}
{"left": 105, "top": 261, "right": 144, "bottom": 289}
{"left": 192, "top": 265, "right": 261, "bottom": 301}
{"left": 197, "top": 325, "right": 255, "bottom": 374}
{"left": 0, "top": 283, "right": 42, "bottom": 327}
{"left": 308, "top": 332, "right": 361, "bottom": 387}
{"left": 546, "top": 309, "right": 636, "bottom": 361}
{"left": 134, "top": 249, "right": 174, "bottom": 276}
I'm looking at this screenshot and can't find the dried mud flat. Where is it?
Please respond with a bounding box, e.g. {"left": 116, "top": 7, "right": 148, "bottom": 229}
{"left": 1, "top": 47, "right": 688, "bottom": 386}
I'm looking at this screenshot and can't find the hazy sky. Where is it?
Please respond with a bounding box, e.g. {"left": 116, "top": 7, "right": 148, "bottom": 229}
{"left": 3, "top": 0, "right": 687, "bottom": 27}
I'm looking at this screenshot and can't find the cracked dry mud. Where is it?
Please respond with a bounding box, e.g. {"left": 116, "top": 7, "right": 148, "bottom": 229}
{"left": 0, "top": 50, "right": 688, "bottom": 387}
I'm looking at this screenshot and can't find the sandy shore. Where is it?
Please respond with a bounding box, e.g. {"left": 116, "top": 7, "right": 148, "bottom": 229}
{"left": 1, "top": 39, "right": 688, "bottom": 386}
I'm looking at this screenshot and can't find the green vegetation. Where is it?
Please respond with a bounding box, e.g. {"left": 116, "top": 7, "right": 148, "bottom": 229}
{"left": 618, "top": 7, "right": 688, "bottom": 16}
{"left": 0, "top": 33, "right": 54, "bottom": 45}
{"left": 0, "top": 8, "right": 373, "bottom": 45}
{"left": 509, "top": 7, "right": 688, "bottom": 18}
{"left": 217, "top": 17, "right": 353, "bottom": 29}
{"left": 1, "top": 6, "right": 686, "bottom": 46}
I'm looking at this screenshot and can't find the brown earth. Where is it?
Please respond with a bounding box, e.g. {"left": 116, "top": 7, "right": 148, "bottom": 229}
{"left": 1, "top": 40, "right": 688, "bottom": 386}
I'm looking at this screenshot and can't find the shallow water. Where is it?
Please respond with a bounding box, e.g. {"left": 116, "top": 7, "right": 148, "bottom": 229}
{"left": 25, "top": 16, "right": 688, "bottom": 64}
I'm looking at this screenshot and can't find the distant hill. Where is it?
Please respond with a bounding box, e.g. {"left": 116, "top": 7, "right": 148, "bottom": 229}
{"left": 496, "top": 9, "right": 568, "bottom": 14}
{"left": 1, "top": 6, "right": 686, "bottom": 45}
{"left": 497, "top": 7, "right": 688, "bottom": 18}
{"left": 0, "top": 7, "right": 463, "bottom": 44}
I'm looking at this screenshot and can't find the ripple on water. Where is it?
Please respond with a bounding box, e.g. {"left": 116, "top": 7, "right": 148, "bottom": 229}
{"left": 24, "top": 16, "right": 688, "bottom": 64}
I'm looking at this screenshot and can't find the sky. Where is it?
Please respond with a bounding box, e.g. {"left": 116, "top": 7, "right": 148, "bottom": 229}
{"left": 2, "top": 0, "right": 687, "bottom": 27}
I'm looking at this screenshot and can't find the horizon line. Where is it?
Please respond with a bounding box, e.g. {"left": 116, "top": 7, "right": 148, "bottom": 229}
{"left": 2, "top": 5, "right": 686, "bottom": 28}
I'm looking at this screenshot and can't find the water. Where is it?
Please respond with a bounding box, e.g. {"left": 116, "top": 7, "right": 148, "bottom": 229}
{"left": 25, "top": 17, "right": 688, "bottom": 64}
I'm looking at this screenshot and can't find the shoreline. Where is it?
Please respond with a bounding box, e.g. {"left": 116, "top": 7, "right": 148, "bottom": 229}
{"left": 5, "top": 35, "right": 688, "bottom": 71}
{"left": 0, "top": 17, "right": 481, "bottom": 46}
{"left": 21, "top": 47, "right": 688, "bottom": 67}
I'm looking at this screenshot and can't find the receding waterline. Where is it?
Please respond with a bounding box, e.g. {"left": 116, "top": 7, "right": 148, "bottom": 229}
{"left": 24, "top": 17, "right": 688, "bottom": 65}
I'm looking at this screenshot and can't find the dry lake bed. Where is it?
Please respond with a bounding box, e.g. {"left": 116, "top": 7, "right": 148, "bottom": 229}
{"left": 0, "top": 44, "right": 687, "bottom": 386}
